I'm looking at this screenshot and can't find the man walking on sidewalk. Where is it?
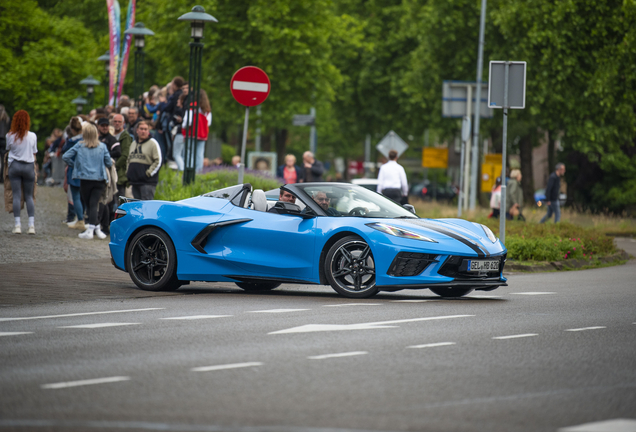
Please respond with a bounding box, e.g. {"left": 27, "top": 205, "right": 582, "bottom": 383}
{"left": 540, "top": 163, "right": 566, "bottom": 224}
{"left": 112, "top": 114, "right": 132, "bottom": 201}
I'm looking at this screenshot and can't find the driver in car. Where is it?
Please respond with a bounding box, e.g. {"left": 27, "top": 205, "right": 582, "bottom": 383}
{"left": 268, "top": 187, "right": 297, "bottom": 214}
{"left": 313, "top": 191, "right": 341, "bottom": 216}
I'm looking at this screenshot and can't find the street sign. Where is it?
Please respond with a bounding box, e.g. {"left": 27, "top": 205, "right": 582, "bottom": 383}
{"left": 488, "top": 61, "right": 526, "bottom": 109}
{"left": 230, "top": 66, "right": 270, "bottom": 107}
{"left": 442, "top": 81, "right": 494, "bottom": 118}
{"left": 422, "top": 148, "right": 448, "bottom": 169}
{"left": 292, "top": 114, "right": 315, "bottom": 126}
{"left": 376, "top": 130, "right": 409, "bottom": 158}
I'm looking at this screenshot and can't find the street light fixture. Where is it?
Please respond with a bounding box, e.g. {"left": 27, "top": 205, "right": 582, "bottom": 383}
{"left": 79, "top": 75, "right": 100, "bottom": 111}
{"left": 71, "top": 96, "right": 88, "bottom": 115}
{"left": 124, "top": 22, "right": 155, "bottom": 111}
{"left": 178, "top": 5, "right": 217, "bottom": 185}
{"left": 97, "top": 51, "right": 110, "bottom": 107}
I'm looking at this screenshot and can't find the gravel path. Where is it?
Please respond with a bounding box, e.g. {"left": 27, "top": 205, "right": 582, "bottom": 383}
{"left": 0, "top": 183, "right": 111, "bottom": 264}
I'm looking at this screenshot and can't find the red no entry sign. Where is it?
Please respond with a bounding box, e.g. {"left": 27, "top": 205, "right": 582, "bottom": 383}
{"left": 230, "top": 66, "right": 270, "bottom": 107}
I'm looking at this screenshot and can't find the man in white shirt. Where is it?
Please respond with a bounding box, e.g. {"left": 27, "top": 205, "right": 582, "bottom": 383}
{"left": 377, "top": 150, "right": 408, "bottom": 203}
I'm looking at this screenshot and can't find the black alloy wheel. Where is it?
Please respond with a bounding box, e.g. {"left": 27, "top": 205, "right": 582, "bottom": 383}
{"left": 428, "top": 287, "right": 474, "bottom": 298}
{"left": 325, "top": 235, "right": 378, "bottom": 298}
{"left": 127, "top": 228, "right": 180, "bottom": 291}
{"left": 235, "top": 281, "right": 282, "bottom": 291}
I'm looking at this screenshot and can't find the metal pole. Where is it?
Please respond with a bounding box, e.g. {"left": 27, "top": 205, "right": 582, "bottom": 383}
{"left": 309, "top": 106, "right": 316, "bottom": 154}
{"left": 464, "top": 85, "right": 472, "bottom": 211}
{"left": 183, "top": 41, "right": 203, "bottom": 185}
{"left": 238, "top": 106, "right": 250, "bottom": 185}
{"left": 364, "top": 134, "right": 371, "bottom": 177}
{"left": 139, "top": 49, "right": 145, "bottom": 112}
{"left": 499, "top": 62, "right": 510, "bottom": 245}
{"left": 470, "top": 0, "right": 487, "bottom": 210}
{"left": 458, "top": 138, "right": 466, "bottom": 217}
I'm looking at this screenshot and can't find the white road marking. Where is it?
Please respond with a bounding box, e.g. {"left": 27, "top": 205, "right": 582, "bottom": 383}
{"left": 58, "top": 323, "right": 140, "bottom": 329}
{"left": 407, "top": 342, "right": 456, "bottom": 349}
{"left": 308, "top": 351, "right": 368, "bottom": 360}
{"left": 390, "top": 299, "right": 438, "bottom": 303}
{"left": 0, "top": 308, "right": 164, "bottom": 322}
{"left": 41, "top": 376, "right": 130, "bottom": 389}
{"left": 232, "top": 81, "right": 269, "bottom": 92}
{"left": 191, "top": 362, "right": 263, "bottom": 372}
{"left": 0, "top": 332, "right": 33, "bottom": 337}
{"left": 510, "top": 292, "right": 556, "bottom": 295}
{"left": 324, "top": 303, "right": 382, "bottom": 307}
{"left": 161, "top": 315, "right": 232, "bottom": 320}
{"left": 269, "top": 314, "right": 474, "bottom": 334}
{"left": 493, "top": 333, "right": 538, "bottom": 340}
{"left": 565, "top": 326, "right": 606, "bottom": 332}
{"left": 558, "top": 418, "right": 636, "bottom": 432}
{"left": 248, "top": 309, "right": 310, "bottom": 313}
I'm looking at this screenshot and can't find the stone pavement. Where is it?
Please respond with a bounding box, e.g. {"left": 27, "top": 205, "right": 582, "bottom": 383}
{"left": 1, "top": 184, "right": 633, "bottom": 307}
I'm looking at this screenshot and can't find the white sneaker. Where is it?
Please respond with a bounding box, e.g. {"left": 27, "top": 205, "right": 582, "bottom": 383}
{"left": 12, "top": 225, "right": 21, "bottom": 234}
{"left": 78, "top": 229, "right": 94, "bottom": 239}
{"left": 27, "top": 226, "right": 36, "bottom": 235}
{"left": 94, "top": 227, "right": 107, "bottom": 240}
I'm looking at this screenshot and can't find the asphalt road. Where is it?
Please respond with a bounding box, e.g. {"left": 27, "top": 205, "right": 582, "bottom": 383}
{"left": 1, "top": 257, "right": 635, "bottom": 432}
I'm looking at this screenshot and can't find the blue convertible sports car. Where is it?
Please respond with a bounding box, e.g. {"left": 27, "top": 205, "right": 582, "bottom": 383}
{"left": 109, "top": 182, "right": 507, "bottom": 298}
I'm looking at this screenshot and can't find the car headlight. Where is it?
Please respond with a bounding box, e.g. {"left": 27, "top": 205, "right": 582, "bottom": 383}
{"left": 475, "top": 223, "right": 497, "bottom": 243}
{"left": 366, "top": 223, "right": 437, "bottom": 243}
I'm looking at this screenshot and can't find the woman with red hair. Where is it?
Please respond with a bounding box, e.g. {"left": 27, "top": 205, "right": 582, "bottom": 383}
{"left": 6, "top": 110, "right": 38, "bottom": 234}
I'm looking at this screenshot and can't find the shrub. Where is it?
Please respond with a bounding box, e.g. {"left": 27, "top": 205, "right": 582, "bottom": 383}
{"left": 155, "top": 167, "right": 282, "bottom": 201}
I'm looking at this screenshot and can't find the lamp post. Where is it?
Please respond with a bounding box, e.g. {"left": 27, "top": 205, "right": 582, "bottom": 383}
{"left": 71, "top": 96, "right": 88, "bottom": 115}
{"left": 178, "top": 5, "right": 217, "bottom": 185}
{"left": 97, "top": 51, "right": 110, "bottom": 107}
{"left": 124, "top": 23, "right": 155, "bottom": 111}
{"left": 79, "top": 75, "right": 100, "bottom": 111}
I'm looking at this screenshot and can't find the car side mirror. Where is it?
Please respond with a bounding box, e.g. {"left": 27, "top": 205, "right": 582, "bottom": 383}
{"left": 403, "top": 204, "right": 417, "bottom": 215}
{"left": 274, "top": 201, "right": 315, "bottom": 219}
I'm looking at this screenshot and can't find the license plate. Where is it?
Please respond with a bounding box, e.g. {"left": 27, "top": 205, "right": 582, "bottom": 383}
{"left": 467, "top": 259, "right": 499, "bottom": 272}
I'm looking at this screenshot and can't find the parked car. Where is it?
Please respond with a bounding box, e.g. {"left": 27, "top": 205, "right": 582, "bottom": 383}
{"left": 534, "top": 188, "right": 566, "bottom": 207}
{"left": 410, "top": 181, "right": 458, "bottom": 202}
{"left": 110, "top": 182, "right": 507, "bottom": 299}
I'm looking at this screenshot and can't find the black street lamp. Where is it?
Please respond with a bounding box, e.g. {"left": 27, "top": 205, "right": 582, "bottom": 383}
{"left": 97, "top": 51, "right": 110, "bottom": 107}
{"left": 79, "top": 75, "right": 100, "bottom": 111}
{"left": 124, "top": 23, "right": 155, "bottom": 111}
{"left": 71, "top": 96, "right": 88, "bottom": 115}
{"left": 178, "top": 5, "right": 217, "bottom": 185}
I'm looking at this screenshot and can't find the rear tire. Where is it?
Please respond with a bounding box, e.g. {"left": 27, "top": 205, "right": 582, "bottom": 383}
{"left": 429, "top": 287, "right": 473, "bottom": 298}
{"left": 126, "top": 228, "right": 180, "bottom": 291}
{"left": 235, "top": 282, "right": 281, "bottom": 291}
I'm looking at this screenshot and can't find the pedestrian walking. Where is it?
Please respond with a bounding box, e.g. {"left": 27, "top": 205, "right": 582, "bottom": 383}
{"left": 276, "top": 154, "right": 304, "bottom": 184}
{"left": 62, "top": 122, "right": 112, "bottom": 240}
{"left": 171, "top": 92, "right": 187, "bottom": 171}
{"left": 5, "top": 110, "right": 37, "bottom": 234}
{"left": 377, "top": 150, "right": 408, "bottom": 203}
{"left": 0, "top": 105, "right": 11, "bottom": 184}
{"left": 126, "top": 121, "right": 161, "bottom": 200}
{"left": 506, "top": 169, "right": 523, "bottom": 220}
{"left": 112, "top": 114, "right": 133, "bottom": 201}
{"left": 62, "top": 117, "right": 85, "bottom": 230}
{"left": 96, "top": 117, "right": 120, "bottom": 234}
{"left": 302, "top": 151, "right": 324, "bottom": 182}
{"left": 181, "top": 89, "right": 211, "bottom": 173}
{"left": 540, "top": 163, "right": 566, "bottom": 224}
{"left": 489, "top": 177, "right": 502, "bottom": 218}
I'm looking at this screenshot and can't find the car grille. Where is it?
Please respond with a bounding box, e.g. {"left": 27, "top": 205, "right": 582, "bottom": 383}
{"left": 388, "top": 252, "right": 438, "bottom": 277}
{"left": 438, "top": 253, "right": 506, "bottom": 280}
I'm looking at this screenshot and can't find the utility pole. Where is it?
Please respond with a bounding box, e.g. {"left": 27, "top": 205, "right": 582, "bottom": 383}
{"left": 470, "top": 0, "right": 487, "bottom": 210}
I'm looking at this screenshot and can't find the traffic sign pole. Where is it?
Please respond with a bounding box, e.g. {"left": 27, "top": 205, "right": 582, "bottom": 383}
{"left": 238, "top": 106, "right": 250, "bottom": 185}
{"left": 499, "top": 62, "right": 509, "bottom": 245}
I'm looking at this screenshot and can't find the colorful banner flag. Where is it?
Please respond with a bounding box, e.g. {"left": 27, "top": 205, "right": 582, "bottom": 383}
{"left": 107, "top": 0, "right": 120, "bottom": 106}
{"left": 117, "top": 0, "right": 136, "bottom": 103}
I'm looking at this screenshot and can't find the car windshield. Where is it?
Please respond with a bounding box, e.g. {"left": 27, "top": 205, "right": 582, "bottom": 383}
{"left": 294, "top": 183, "right": 417, "bottom": 218}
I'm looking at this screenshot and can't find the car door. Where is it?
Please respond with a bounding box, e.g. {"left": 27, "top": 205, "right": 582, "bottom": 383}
{"left": 218, "top": 206, "right": 318, "bottom": 281}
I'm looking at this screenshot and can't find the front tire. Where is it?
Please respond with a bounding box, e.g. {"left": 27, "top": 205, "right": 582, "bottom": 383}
{"left": 324, "top": 236, "right": 378, "bottom": 298}
{"left": 235, "top": 282, "right": 281, "bottom": 292}
{"left": 127, "top": 228, "right": 180, "bottom": 291}
{"left": 429, "top": 287, "right": 473, "bottom": 298}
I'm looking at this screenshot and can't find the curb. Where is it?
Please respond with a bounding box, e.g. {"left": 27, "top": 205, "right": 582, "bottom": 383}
{"left": 506, "top": 250, "right": 631, "bottom": 273}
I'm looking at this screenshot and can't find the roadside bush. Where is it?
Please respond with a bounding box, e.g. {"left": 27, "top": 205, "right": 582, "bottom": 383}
{"left": 155, "top": 167, "right": 282, "bottom": 201}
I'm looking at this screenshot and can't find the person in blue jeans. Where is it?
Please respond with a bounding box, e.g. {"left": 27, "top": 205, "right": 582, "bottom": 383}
{"left": 540, "top": 163, "right": 566, "bottom": 224}
{"left": 61, "top": 117, "right": 85, "bottom": 231}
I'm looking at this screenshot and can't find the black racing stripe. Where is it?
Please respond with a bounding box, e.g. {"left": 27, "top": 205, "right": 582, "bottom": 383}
{"left": 402, "top": 219, "right": 487, "bottom": 257}
{"left": 191, "top": 218, "right": 252, "bottom": 254}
